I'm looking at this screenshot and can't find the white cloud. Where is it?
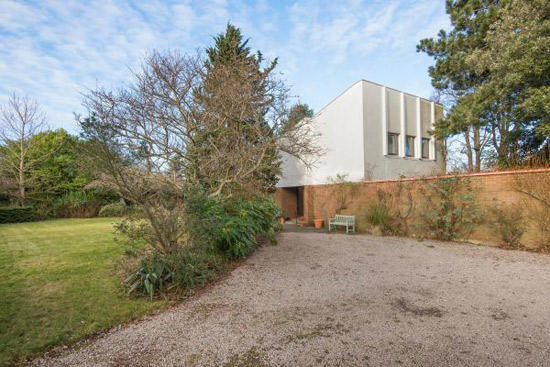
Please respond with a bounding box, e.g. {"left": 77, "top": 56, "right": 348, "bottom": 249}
{"left": 0, "top": 0, "right": 449, "bottom": 130}
{"left": 286, "top": 0, "right": 447, "bottom": 63}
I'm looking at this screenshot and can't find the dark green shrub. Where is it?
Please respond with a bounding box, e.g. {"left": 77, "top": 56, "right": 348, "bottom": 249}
{"left": 99, "top": 202, "right": 128, "bottom": 217}
{"left": 491, "top": 204, "right": 525, "bottom": 249}
{"left": 124, "top": 249, "right": 226, "bottom": 299}
{"left": 183, "top": 186, "right": 281, "bottom": 259}
{"left": 125, "top": 258, "right": 173, "bottom": 300}
{"left": 182, "top": 185, "right": 220, "bottom": 251}
{"left": 415, "top": 176, "right": 484, "bottom": 241}
{"left": 170, "top": 250, "right": 226, "bottom": 290}
{"left": 121, "top": 187, "right": 281, "bottom": 299}
{"left": 0, "top": 206, "right": 37, "bottom": 224}
{"left": 210, "top": 196, "right": 281, "bottom": 258}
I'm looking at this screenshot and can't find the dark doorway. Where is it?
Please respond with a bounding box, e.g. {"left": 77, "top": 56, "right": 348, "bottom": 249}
{"left": 296, "top": 186, "right": 304, "bottom": 217}
{"left": 279, "top": 186, "right": 305, "bottom": 220}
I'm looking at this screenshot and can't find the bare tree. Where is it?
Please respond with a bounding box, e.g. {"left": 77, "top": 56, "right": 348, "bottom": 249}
{"left": 80, "top": 50, "right": 322, "bottom": 251}
{"left": 0, "top": 93, "right": 47, "bottom": 205}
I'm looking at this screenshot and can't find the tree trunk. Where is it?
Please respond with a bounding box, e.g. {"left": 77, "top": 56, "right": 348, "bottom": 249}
{"left": 473, "top": 126, "right": 481, "bottom": 172}
{"left": 441, "top": 138, "right": 448, "bottom": 175}
{"left": 464, "top": 128, "right": 474, "bottom": 172}
{"left": 18, "top": 137, "right": 25, "bottom": 206}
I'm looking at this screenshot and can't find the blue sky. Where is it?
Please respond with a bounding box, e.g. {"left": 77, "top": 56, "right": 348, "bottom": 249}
{"left": 0, "top": 0, "right": 449, "bottom": 132}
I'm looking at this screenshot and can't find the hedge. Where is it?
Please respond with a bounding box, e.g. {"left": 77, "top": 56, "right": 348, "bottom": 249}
{"left": 98, "top": 202, "right": 128, "bottom": 217}
{"left": 0, "top": 206, "right": 37, "bottom": 224}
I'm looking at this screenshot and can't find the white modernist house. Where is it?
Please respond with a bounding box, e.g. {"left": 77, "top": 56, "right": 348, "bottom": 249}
{"left": 278, "top": 80, "right": 445, "bottom": 188}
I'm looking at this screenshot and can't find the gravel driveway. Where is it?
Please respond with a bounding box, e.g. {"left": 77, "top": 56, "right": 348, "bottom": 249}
{"left": 32, "top": 232, "right": 550, "bottom": 367}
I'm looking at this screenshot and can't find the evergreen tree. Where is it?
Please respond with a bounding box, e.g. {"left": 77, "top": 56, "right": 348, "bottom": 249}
{"left": 419, "top": 0, "right": 549, "bottom": 168}
{"left": 283, "top": 103, "right": 314, "bottom": 131}
{"left": 418, "top": 0, "right": 503, "bottom": 171}
{"left": 468, "top": 0, "right": 550, "bottom": 164}
{"left": 193, "top": 23, "right": 281, "bottom": 193}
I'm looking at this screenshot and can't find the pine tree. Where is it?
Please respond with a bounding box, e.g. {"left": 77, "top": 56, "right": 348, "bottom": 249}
{"left": 468, "top": 0, "right": 550, "bottom": 164}
{"left": 417, "top": 0, "right": 503, "bottom": 171}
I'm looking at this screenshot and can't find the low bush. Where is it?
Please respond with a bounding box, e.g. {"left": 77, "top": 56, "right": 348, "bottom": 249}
{"left": 362, "top": 182, "right": 415, "bottom": 236}
{"left": 54, "top": 191, "right": 103, "bottom": 218}
{"left": 0, "top": 206, "right": 37, "bottom": 224}
{"left": 513, "top": 173, "right": 550, "bottom": 251}
{"left": 124, "top": 249, "right": 226, "bottom": 300}
{"left": 212, "top": 197, "right": 281, "bottom": 258}
{"left": 490, "top": 204, "right": 525, "bottom": 249}
{"left": 183, "top": 186, "right": 281, "bottom": 259}
{"left": 364, "top": 203, "right": 394, "bottom": 235}
{"left": 415, "top": 176, "right": 484, "bottom": 241}
{"left": 119, "top": 187, "right": 281, "bottom": 299}
{"left": 99, "top": 202, "right": 128, "bottom": 217}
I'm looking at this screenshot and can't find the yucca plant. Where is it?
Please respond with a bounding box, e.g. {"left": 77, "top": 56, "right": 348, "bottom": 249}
{"left": 125, "top": 260, "right": 173, "bottom": 300}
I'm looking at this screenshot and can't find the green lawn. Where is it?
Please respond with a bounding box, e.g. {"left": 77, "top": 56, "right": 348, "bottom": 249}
{"left": 0, "top": 218, "right": 171, "bottom": 366}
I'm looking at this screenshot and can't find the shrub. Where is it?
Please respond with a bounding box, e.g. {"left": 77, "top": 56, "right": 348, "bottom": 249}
{"left": 120, "top": 186, "right": 281, "bottom": 299}
{"left": 99, "top": 202, "right": 128, "bottom": 217}
{"left": 124, "top": 249, "right": 226, "bottom": 300}
{"left": 125, "top": 257, "right": 173, "bottom": 300}
{"left": 388, "top": 180, "right": 415, "bottom": 236}
{"left": 183, "top": 186, "right": 281, "bottom": 258}
{"left": 326, "top": 174, "right": 360, "bottom": 214}
{"left": 362, "top": 181, "right": 415, "bottom": 236}
{"left": 213, "top": 196, "right": 281, "bottom": 258}
{"left": 170, "top": 250, "right": 226, "bottom": 290}
{"left": 54, "top": 191, "right": 103, "bottom": 218}
{"left": 513, "top": 173, "right": 550, "bottom": 251}
{"left": 0, "top": 206, "right": 37, "bottom": 224}
{"left": 114, "top": 218, "right": 158, "bottom": 251}
{"left": 490, "top": 204, "right": 525, "bottom": 249}
{"left": 364, "top": 203, "right": 394, "bottom": 235}
{"left": 415, "top": 176, "right": 484, "bottom": 241}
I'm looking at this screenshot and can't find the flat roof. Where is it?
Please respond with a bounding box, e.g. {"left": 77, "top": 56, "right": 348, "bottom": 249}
{"left": 313, "top": 79, "right": 442, "bottom": 118}
{"left": 361, "top": 79, "right": 442, "bottom": 105}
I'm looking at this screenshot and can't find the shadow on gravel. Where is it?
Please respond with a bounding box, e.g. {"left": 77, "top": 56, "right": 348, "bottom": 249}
{"left": 394, "top": 298, "right": 444, "bottom": 318}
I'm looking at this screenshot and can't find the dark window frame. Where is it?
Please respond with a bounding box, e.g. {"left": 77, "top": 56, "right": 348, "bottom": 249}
{"left": 387, "top": 133, "right": 399, "bottom": 155}
{"left": 405, "top": 135, "right": 415, "bottom": 157}
{"left": 421, "top": 137, "right": 430, "bottom": 159}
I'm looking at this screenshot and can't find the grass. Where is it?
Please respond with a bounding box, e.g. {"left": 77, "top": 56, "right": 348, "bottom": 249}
{"left": 0, "top": 218, "right": 171, "bottom": 366}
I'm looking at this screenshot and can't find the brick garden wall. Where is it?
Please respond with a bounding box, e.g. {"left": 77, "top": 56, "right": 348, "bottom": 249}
{"left": 276, "top": 169, "right": 550, "bottom": 249}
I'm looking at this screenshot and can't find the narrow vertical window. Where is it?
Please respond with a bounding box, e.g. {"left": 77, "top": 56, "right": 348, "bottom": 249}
{"left": 422, "top": 138, "right": 430, "bottom": 159}
{"left": 387, "top": 133, "right": 399, "bottom": 155}
{"left": 405, "top": 135, "right": 415, "bottom": 157}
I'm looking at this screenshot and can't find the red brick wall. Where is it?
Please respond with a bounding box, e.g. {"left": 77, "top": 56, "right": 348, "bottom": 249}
{"left": 274, "top": 187, "right": 298, "bottom": 219}
{"left": 275, "top": 169, "right": 550, "bottom": 249}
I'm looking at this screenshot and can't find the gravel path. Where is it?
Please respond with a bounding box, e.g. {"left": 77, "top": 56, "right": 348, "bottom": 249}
{"left": 31, "top": 232, "right": 550, "bottom": 367}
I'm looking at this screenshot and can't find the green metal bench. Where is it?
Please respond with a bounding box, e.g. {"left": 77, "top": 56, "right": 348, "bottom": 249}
{"left": 328, "top": 214, "right": 355, "bottom": 234}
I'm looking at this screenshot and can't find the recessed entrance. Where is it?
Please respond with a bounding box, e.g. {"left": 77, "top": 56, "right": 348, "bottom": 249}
{"left": 279, "top": 186, "right": 304, "bottom": 220}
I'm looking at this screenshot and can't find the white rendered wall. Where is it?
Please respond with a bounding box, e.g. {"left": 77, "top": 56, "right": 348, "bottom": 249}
{"left": 277, "top": 80, "right": 445, "bottom": 187}
{"left": 277, "top": 81, "right": 365, "bottom": 187}
{"left": 362, "top": 80, "right": 443, "bottom": 180}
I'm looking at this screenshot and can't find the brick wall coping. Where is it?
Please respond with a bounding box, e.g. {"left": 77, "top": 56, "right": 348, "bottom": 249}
{"left": 361, "top": 168, "right": 550, "bottom": 185}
